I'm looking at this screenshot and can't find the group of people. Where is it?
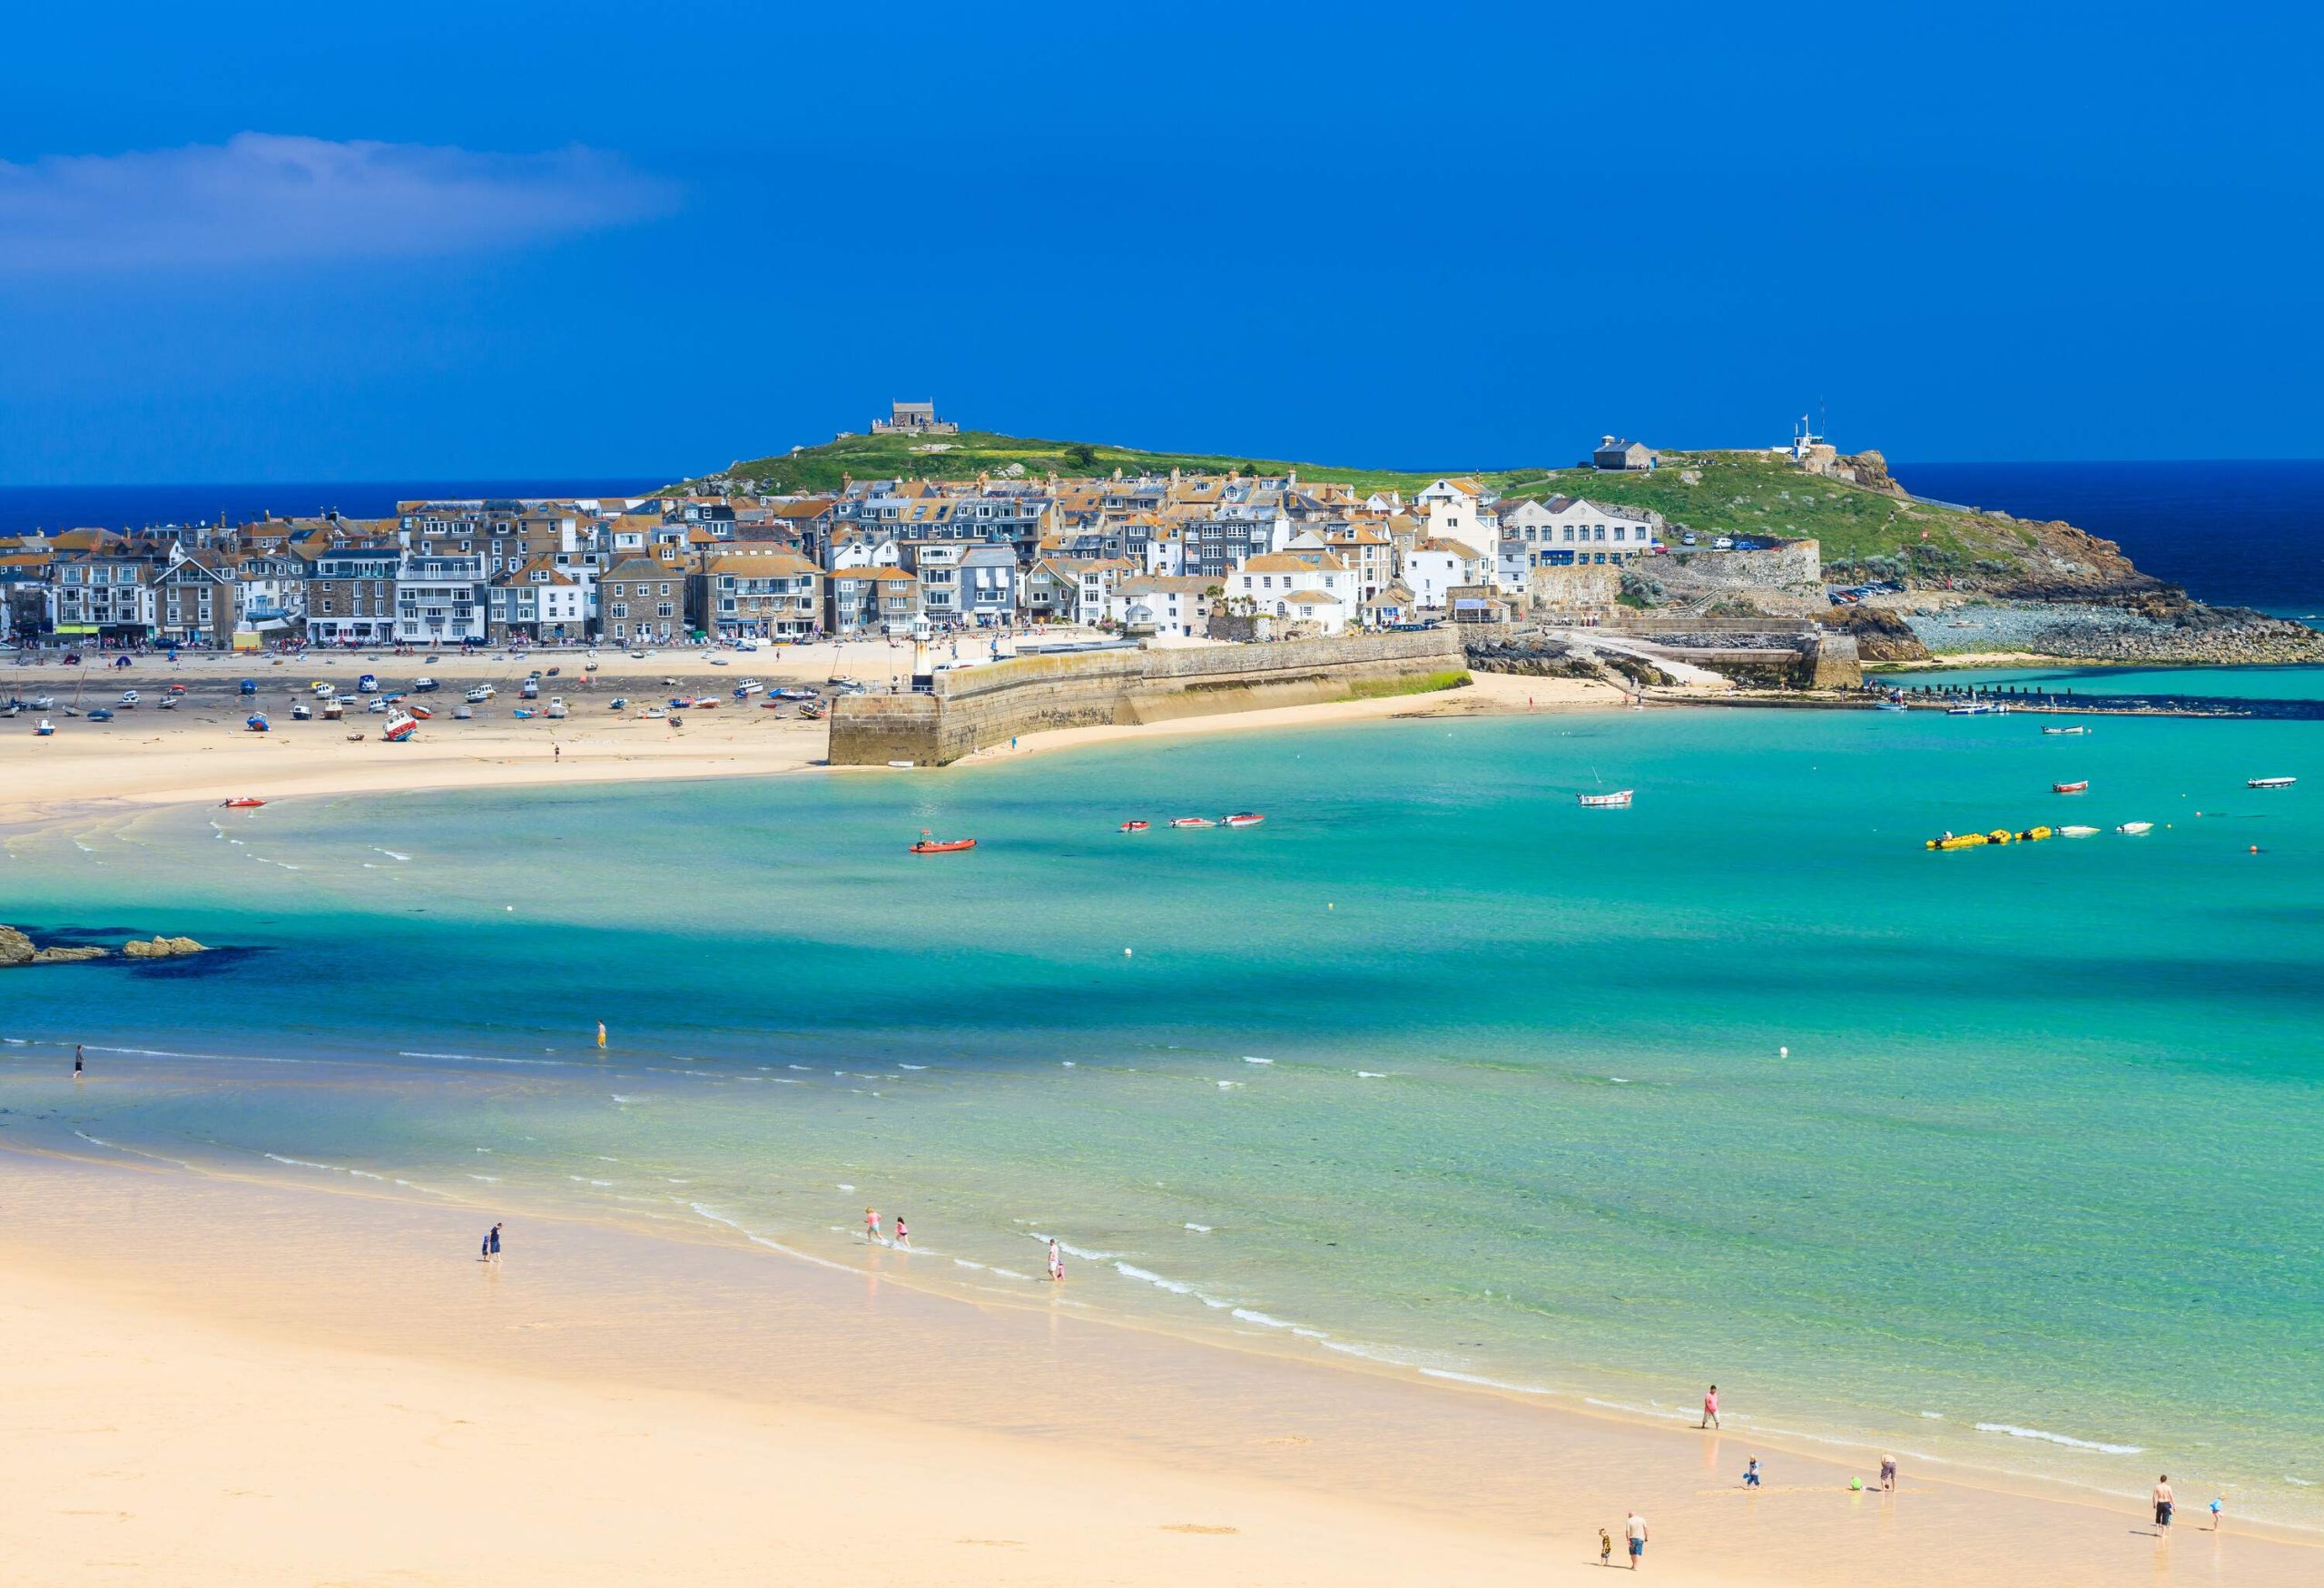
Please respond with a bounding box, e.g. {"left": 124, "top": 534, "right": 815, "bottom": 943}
{"left": 861, "top": 1207, "right": 911, "bottom": 1248}
{"left": 477, "top": 1222, "right": 502, "bottom": 1262}
{"left": 2152, "top": 1475, "right": 2226, "bottom": 1534}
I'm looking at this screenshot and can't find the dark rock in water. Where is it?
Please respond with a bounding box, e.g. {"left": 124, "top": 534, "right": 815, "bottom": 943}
{"left": 122, "top": 935, "right": 207, "bottom": 960}
{"left": 3, "top": 923, "right": 204, "bottom": 967}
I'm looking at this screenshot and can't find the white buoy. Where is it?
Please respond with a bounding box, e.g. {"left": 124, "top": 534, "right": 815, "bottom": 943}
{"left": 506, "top": 905, "right": 514, "bottom": 912}
{"left": 1778, "top": 1045, "right": 1790, "bottom": 1058}
{"left": 1124, "top": 947, "right": 1133, "bottom": 956}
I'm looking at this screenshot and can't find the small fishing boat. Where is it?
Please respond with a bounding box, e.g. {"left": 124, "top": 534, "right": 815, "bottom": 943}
{"left": 2248, "top": 776, "right": 2297, "bottom": 790}
{"left": 2042, "top": 725, "right": 2087, "bottom": 735}
{"left": 322, "top": 698, "right": 344, "bottom": 719}
{"left": 1946, "top": 702, "right": 2007, "bottom": 716}
{"left": 1223, "top": 812, "right": 1265, "bottom": 827}
{"left": 34, "top": 717, "right": 54, "bottom": 736}
{"left": 911, "top": 831, "right": 977, "bottom": 854}
{"left": 1875, "top": 699, "right": 1908, "bottom": 712}
{"left": 1119, "top": 820, "right": 1150, "bottom": 833}
{"left": 465, "top": 686, "right": 494, "bottom": 703}
{"left": 2116, "top": 821, "right": 2153, "bottom": 834}
{"left": 1577, "top": 790, "right": 1634, "bottom": 808}
{"left": 408, "top": 705, "right": 434, "bottom": 720}
{"left": 221, "top": 797, "right": 266, "bottom": 809}
{"left": 452, "top": 704, "right": 474, "bottom": 720}
{"left": 1169, "top": 816, "right": 1216, "bottom": 828}
{"left": 383, "top": 710, "right": 419, "bottom": 743}
{"left": 511, "top": 706, "right": 537, "bottom": 720}
{"left": 290, "top": 700, "right": 312, "bottom": 720}
{"left": 544, "top": 697, "right": 566, "bottom": 718}
{"left": 413, "top": 676, "right": 439, "bottom": 693}
{"left": 2016, "top": 825, "right": 2055, "bottom": 842}
{"left": 2060, "top": 824, "right": 2101, "bottom": 836}
{"left": 2053, "top": 780, "right": 2088, "bottom": 794}
{"left": 242, "top": 713, "right": 267, "bottom": 732}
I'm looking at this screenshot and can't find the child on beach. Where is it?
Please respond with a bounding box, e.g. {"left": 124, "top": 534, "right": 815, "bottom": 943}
{"left": 864, "top": 1208, "right": 881, "bottom": 1244}
{"left": 1879, "top": 1455, "right": 1897, "bottom": 1491}
{"left": 1599, "top": 1526, "right": 1613, "bottom": 1566}
{"left": 1743, "top": 1457, "right": 1761, "bottom": 1488}
{"left": 1700, "top": 1384, "right": 1719, "bottom": 1429}
{"left": 892, "top": 1216, "right": 910, "bottom": 1249}
{"left": 1048, "top": 1238, "right": 1065, "bottom": 1282}
{"left": 2211, "top": 1494, "right": 2224, "bottom": 1531}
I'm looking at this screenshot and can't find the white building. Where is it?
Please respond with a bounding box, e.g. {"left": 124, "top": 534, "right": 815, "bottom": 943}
{"left": 1495, "top": 496, "right": 1659, "bottom": 587}
{"left": 394, "top": 552, "right": 488, "bottom": 646}
{"left": 1232, "top": 550, "right": 1358, "bottom": 615}
{"left": 1109, "top": 576, "right": 1214, "bottom": 638}
{"left": 1400, "top": 538, "right": 1489, "bottom": 609}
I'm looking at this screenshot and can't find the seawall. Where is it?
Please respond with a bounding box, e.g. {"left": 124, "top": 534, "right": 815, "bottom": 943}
{"left": 829, "top": 631, "right": 1469, "bottom": 766}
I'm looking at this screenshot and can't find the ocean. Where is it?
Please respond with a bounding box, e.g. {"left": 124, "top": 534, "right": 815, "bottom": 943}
{"left": 0, "top": 478, "right": 671, "bottom": 537}
{"left": 5, "top": 706, "right": 2320, "bottom": 1524}
{"left": 1897, "top": 459, "right": 2324, "bottom": 619}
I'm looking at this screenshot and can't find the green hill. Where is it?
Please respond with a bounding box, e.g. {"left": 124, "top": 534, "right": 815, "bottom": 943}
{"left": 679, "top": 429, "right": 2158, "bottom": 598}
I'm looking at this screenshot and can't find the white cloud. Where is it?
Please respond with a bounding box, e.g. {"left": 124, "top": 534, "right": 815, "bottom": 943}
{"left": 0, "top": 133, "right": 675, "bottom": 271}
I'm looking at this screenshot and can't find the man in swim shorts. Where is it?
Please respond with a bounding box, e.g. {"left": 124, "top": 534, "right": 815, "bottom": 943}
{"left": 1623, "top": 1510, "right": 1648, "bottom": 1568}
{"left": 2153, "top": 1475, "right": 2174, "bottom": 1532}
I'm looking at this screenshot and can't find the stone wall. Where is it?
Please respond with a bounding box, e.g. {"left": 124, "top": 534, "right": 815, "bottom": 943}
{"left": 1655, "top": 540, "right": 1823, "bottom": 594}
{"left": 829, "top": 630, "right": 1468, "bottom": 765}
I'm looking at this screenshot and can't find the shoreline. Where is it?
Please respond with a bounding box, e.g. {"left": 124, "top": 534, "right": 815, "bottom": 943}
{"left": 3, "top": 1136, "right": 2312, "bottom": 1585}
{"left": 0, "top": 665, "right": 1613, "bottom": 830}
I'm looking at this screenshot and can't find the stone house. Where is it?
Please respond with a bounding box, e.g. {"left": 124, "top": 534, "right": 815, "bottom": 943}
{"left": 1591, "top": 437, "right": 1658, "bottom": 471}
{"left": 599, "top": 557, "right": 687, "bottom": 646}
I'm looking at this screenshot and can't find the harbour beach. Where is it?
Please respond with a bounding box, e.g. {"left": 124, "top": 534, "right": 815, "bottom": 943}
{"left": 0, "top": 641, "right": 1614, "bottom": 825}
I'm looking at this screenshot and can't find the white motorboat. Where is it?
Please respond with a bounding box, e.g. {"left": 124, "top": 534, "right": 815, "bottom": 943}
{"left": 2248, "top": 776, "right": 2297, "bottom": 790}
{"left": 1578, "top": 790, "right": 1634, "bottom": 808}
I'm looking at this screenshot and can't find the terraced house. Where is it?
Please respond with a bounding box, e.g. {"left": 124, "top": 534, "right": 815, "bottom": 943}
{"left": 688, "top": 551, "right": 822, "bottom": 640}
{"left": 599, "top": 557, "right": 686, "bottom": 645}
{"left": 304, "top": 547, "right": 401, "bottom": 646}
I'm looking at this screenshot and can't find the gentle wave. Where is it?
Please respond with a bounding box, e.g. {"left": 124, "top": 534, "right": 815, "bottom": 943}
{"left": 1420, "top": 1368, "right": 1551, "bottom": 1394}
{"left": 1974, "top": 1423, "right": 2143, "bottom": 1455}
{"left": 264, "top": 1152, "right": 385, "bottom": 1181}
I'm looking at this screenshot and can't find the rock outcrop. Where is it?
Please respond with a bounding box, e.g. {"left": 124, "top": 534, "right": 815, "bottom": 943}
{"left": 3, "top": 925, "right": 202, "bottom": 966}
{"left": 122, "top": 935, "right": 207, "bottom": 960}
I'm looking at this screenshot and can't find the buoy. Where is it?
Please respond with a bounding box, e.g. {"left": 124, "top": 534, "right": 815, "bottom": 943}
{"left": 506, "top": 904, "right": 514, "bottom": 912}
{"left": 1327, "top": 902, "right": 1334, "bottom": 911}
{"left": 1778, "top": 1046, "right": 1790, "bottom": 1058}
{"left": 1124, "top": 947, "right": 1133, "bottom": 956}
{"left": 2250, "top": 845, "right": 2260, "bottom": 854}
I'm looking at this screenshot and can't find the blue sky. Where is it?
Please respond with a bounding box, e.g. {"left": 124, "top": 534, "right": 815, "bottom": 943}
{"left": 3, "top": 2, "right": 2318, "bottom": 481}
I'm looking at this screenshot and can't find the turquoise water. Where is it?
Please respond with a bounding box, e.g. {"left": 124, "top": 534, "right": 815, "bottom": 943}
{"left": 5, "top": 707, "right": 2320, "bottom": 1519}
{"left": 1895, "top": 663, "right": 2324, "bottom": 701}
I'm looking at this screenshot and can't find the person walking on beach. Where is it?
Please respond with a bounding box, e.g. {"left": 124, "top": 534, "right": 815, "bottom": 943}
{"left": 480, "top": 1229, "right": 492, "bottom": 1262}
{"left": 1879, "top": 1454, "right": 1897, "bottom": 1492}
{"left": 891, "top": 1215, "right": 910, "bottom": 1249}
{"left": 2211, "top": 1494, "right": 2225, "bottom": 1531}
{"left": 488, "top": 1222, "right": 502, "bottom": 1262}
{"left": 1622, "top": 1510, "right": 1647, "bottom": 1569}
{"left": 74, "top": 1044, "right": 84, "bottom": 1079}
{"left": 863, "top": 1207, "right": 881, "bottom": 1244}
{"left": 1048, "top": 1238, "right": 1065, "bottom": 1283}
{"left": 1742, "top": 1456, "right": 1761, "bottom": 1488}
{"left": 1700, "top": 1385, "right": 1719, "bottom": 1429}
{"left": 2152, "top": 1475, "right": 2174, "bottom": 1534}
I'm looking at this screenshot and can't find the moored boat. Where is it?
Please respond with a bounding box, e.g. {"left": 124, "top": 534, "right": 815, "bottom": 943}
{"left": 2042, "top": 725, "right": 2087, "bottom": 735}
{"left": 2060, "top": 824, "right": 2101, "bottom": 836}
{"left": 221, "top": 797, "right": 266, "bottom": 809}
{"left": 911, "top": 830, "right": 977, "bottom": 853}
{"left": 1223, "top": 812, "right": 1265, "bottom": 827}
{"left": 2248, "top": 776, "right": 2297, "bottom": 789}
{"left": 2053, "top": 780, "right": 2088, "bottom": 794}
{"left": 1169, "top": 816, "right": 1216, "bottom": 828}
{"left": 1119, "top": 820, "right": 1150, "bottom": 833}
{"left": 1577, "top": 790, "right": 1634, "bottom": 808}
{"left": 2117, "top": 821, "right": 2153, "bottom": 834}
{"left": 383, "top": 710, "right": 419, "bottom": 743}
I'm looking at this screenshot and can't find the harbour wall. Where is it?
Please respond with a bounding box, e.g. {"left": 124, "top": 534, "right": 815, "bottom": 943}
{"left": 828, "top": 630, "right": 1469, "bottom": 766}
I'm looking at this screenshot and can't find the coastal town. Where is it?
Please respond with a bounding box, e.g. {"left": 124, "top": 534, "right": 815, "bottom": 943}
{"left": 0, "top": 405, "right": 1686, "bottom": 655}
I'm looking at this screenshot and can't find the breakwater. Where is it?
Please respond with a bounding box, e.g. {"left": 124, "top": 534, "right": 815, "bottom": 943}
{"left": 828, "top": 630, "right": 1468, "bottom": 766}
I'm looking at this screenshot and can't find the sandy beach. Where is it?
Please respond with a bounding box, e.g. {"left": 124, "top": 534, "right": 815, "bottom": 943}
{"left": 2, "top": 1138, "right": 2310, "bottom": 1588}
{"left": 0, "top": 641, "right": 1614, "bottom": 824}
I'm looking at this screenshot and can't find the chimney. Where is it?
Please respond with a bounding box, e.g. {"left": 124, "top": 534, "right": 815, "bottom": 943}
{"left": 1600, "top": 436, "right": 1616, "bottom": 449}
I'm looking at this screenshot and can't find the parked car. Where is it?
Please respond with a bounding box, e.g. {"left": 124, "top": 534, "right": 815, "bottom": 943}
{"left": 1712, "top": 537, "right": 1735, "bottom": 550}
{"left": 1679, "top": 531, "right": 1698, "bottom": 546}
